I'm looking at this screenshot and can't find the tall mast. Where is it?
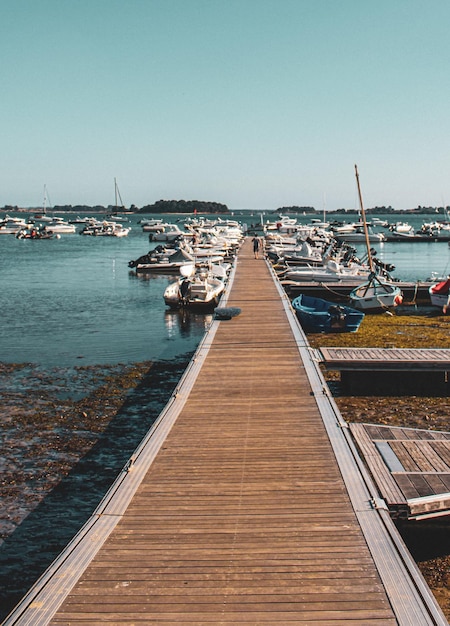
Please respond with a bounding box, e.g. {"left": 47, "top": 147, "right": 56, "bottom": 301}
{"left": 114, "top": 178, "right": 124, "bottom": 210}
{"left": 354, "top": 164, "right": 374, "bottom": 272}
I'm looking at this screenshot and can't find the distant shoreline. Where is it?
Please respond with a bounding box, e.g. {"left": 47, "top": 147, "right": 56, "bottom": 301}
{"left": 3, "top": 207, "right": 448, "bottom": 216}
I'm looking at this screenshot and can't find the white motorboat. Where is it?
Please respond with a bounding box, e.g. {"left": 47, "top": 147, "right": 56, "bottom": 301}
{"left": 0, "top": 216, "right": 30, "bottom": 234}
{"left": 80, "top": 221, "right": 130, "bottom": 237}
{"left": 149, "top": 223, "right": 187, "bottom": 242}
{"left": 164, "top": 266, "right": 225, "bottom": 310}
{"left": 282, "top": 259, "right": 370, "bottom": 284}
{"left": 42, "top": 217, "right": 76, "bottom": 234}
{"left": 334, "top": 227, "right": 386, "bottom": 243}
{"left": 129, "top": 246, "right": 196, "bottom": 273}
{"left": 385, "top": 222, "right": 416, "bottom": 240}
{"left": 141, "top": 219, "right": 165, "bottom": 232}
{"left": 267, "top": 239, "right": 325, "bottom": 265}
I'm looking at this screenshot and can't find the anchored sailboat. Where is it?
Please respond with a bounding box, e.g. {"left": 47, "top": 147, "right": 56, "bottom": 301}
{"left": 34, "top": 185, "right": 53, "bottom": 222}
{"left": 349, "top": 165, "right": 403, "bottom": 311}
{"left": 108, "top": 178, "right": 128, "bottom": 220}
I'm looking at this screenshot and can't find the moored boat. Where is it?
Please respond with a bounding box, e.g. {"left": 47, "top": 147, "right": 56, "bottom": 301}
{"left": 42, "top": 217, "right": 76, "bottom": 234}
{"left": 292, "top": 294, "right": 364, "bottom": 332}
{"left": 149, "top": 223, "right": 187, "bottom": 242}
{"left": 429, "top": 277, "right": 450, "bottom": 313}
{"left": 163, "top": 266, "right": 225, "bottom": 310}
{"left": 80, "top": 220, "right": 130, "bottom": 237}
{"left": 0, "top": 215, "right": 30, "bottom": 234}
{"left": 16, "top": 226, "right": 58, "bottom": 240}
{"left": 349, "top": 275, "right": 403, "bottom": 311}
{"left": 348, "top": 166, "right": 403, "bottom": 312}
{"left": 129, "top": 246, "right": 196, "bottom": 273}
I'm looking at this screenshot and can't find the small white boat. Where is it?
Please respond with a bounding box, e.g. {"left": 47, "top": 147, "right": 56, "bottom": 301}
{"left": 42, "top": 217, "right": 76, "bottom": 234}
{"left": 141, "top": 218, "right": 165, "bottom": 231}
{"left": 429, "top": 277, "right": 450, "bottom": 313}
{"left": 349, "top": 275, "right": 403, "bottom": 311}
{"left": 283, "top": 259, "right": 370, "bottom": 284}
{"left": 164, "top": 266, "right": 225, "bottom": 310}
{"left": 79, "top": 219, "right": 130, "bottom": 236}
{"left": 385, "top": 222, "right": 416, "bottom": 240}
{"left": 129, "top": 247, "right": 196, "bottom": 273}
{"left": 334, "top": 227, "right": 386, "bottom": 243}
{"left": 0, "top": 216, "right": 30, "bottom": 234}
{"left": 149, "top": 224, "right": 187, "bottom": 242}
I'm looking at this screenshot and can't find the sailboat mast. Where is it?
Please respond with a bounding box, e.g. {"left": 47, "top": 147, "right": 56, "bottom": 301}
{"left": 354, "top": 164, "right": 374, "bottom": 272}
{"left": 114, "top": 178, "right": 124, "bottom": 210}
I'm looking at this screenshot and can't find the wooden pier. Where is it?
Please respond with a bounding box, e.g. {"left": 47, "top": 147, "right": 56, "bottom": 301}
{"left": 319, "top": 347, "right": 450, "bottom": 396}
{"left": 3, "top": 239, "right": 446, "bottom": 625}
{"left": 350, "top": 423, "right": 450, "bottom": 521}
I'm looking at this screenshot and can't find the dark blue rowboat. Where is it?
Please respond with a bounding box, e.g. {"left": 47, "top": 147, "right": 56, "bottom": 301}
{"left": 292, "top": 294, "right": 364, "bottom": 333}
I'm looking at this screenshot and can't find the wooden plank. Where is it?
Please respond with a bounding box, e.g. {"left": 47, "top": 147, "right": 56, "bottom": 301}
{"left": 320, "top": 346, "right": 450, "bottom": 371}
{"left": 347, "top": 425, "right": 407, "bottom": 507}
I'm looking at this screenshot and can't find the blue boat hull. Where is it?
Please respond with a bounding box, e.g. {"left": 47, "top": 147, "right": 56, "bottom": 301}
{"left": 292, "top": 294, "right": 364, "bottom": 333}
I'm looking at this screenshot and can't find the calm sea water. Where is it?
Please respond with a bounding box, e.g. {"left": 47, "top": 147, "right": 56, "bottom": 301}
{"left": 0, "top": 211, "right": 448, "bottom": 367}
{"left": 0, "top": 214, "right": 213, "bottom": 367}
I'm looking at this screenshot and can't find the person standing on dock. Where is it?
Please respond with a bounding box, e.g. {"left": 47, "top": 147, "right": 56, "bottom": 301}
{"left": 252, "top": 236, "right": 260, "bottom": 259}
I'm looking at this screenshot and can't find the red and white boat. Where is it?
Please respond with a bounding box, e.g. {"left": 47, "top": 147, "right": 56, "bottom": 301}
{"left": 429, "top": 277, "right": 450, "bottom": 313}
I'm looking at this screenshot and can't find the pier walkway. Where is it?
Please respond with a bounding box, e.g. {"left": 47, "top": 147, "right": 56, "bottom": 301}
{"left": 4, "top": 239, "right": 446, "bottom": 625}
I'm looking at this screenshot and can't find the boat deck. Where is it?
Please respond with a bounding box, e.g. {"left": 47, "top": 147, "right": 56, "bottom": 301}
{"left": 350, "top": 423, "right": 450, "bottom": 520}
{"left": 4, "top": 239, "right": 446, "bottom": 625}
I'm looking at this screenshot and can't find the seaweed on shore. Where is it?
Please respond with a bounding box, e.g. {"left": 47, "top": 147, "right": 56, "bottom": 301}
{"left": 0, "top": 354, "right": 193, "bottom": 620}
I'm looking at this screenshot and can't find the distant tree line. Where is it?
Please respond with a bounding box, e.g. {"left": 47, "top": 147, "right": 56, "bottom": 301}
{"left": 137, "top": 199, "right": 229, "bottom": 214}
{"left": 2, "top": 202, "right": 448, "bottom": 215}
{"left": 275, "top": 206, "right": 316, "bottom": 214}
{"left": 53, "top": 205, "right": 111, "bottom": 213}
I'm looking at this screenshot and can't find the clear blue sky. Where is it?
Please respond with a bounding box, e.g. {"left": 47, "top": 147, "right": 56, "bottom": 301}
{"left": 2, "top": 0, "right": 450, "bottom": 211}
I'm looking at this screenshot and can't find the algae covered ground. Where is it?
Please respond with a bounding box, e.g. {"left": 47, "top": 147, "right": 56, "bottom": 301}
{"left": 0, "top": 355, "right": 193, "bottom": 620}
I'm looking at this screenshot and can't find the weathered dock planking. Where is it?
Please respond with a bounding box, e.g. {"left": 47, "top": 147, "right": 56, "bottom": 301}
{"left": 319, "top": 347, "right": 450, "bottom": 396}
{"left": 350, "top": 423, "right": 450, "bottom": 520}
{"left": 3, "top": 239, "right": 446, "bottom": 625}
{"left": 320, "top": 347, "right": 450, "bottom": 371}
